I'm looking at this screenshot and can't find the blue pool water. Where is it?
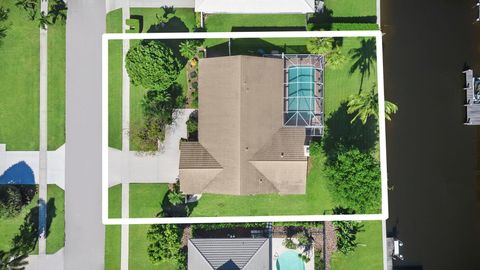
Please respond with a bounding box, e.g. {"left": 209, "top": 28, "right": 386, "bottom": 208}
{"left": 276, "top": 251, "right": 305, "bottom": 270}
{"left": 287, "top": 65, "right": 315, "bottom": 112}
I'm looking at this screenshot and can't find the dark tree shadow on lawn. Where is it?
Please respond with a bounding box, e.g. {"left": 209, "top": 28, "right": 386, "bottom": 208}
{"left": 307, "top": 7, "right": 377, "bottom": 31}
{"left": 159, "top": 190, "right": 198, "bottom": 217}
{"left": 206, "top": 41, "right": 230, "bottom": 57}
{"left": 322, "top": 102, "right": 378, "bottom": 164}
{"left": 130, "top": 15, "right": 144, "bottom": 33}
{"left": 10, "top": 198, "right": 56, "bottom": 254}
{"left": 230, "top": 38, "right": 282, "bottom": 56}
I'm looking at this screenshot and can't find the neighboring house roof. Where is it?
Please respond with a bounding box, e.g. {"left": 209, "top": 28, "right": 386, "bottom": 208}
{"left": 188, "top": 238, "right": 270, "bottom": 270}
{"left": 195, "top": 0, "right": 315, "bottom": 14}
{"left": 179, "top": 56, "right": 307, "bottom": 195}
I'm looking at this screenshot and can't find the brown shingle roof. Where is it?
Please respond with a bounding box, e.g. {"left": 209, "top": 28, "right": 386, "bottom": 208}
{"left": 179, "top": 56, "right": 307, "bottom": 195}
{"left": 179, "top": 141, "right": 222, "bottom": 169}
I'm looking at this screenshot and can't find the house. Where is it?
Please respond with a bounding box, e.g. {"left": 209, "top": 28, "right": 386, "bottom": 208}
{"left": 195, "top": 0, "right": 317, "bottom": 14}
{"left": 188, "top": 238, "right": 270, "bottom": 270}
{"left": 187, "top": 237, "right": 314, "bottom": 270}
{"left": 179, "top": 55, "right": 324, "bottom": 196}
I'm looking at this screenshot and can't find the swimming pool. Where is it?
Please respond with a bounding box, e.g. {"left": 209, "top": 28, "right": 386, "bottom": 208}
{"left": 276, "top": 250, "right": 305, "bottom": 270}
{"left": 287, "top": 65, "right": 315, "bottom": 112}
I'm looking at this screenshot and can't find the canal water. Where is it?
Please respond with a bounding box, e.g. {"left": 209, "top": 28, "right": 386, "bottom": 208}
{"left": 382, "top": 0, "right": 480, "bottom": 269}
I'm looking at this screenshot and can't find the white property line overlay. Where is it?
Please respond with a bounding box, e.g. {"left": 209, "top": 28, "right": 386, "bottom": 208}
{"left": 102, "top": 30, "right": 389, "bottom": 225}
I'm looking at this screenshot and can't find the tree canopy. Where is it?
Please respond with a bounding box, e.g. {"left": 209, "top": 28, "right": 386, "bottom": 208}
{"left": 347, "top": 84, "right": 398, "bottom": 124}
{"left": 325, "top": 149, "right": 381, "bottom": 213}
{"left": 307, "top": 37, "right": 346, "bottom": 69}
{"left": 126, "top": 41, "right": 180, "bottom": 90}
{"left": 147, "top": 224, "right": 185, "bottom": 266}
{"left": 0, "top": 185, "right": 36, "bottom": 218}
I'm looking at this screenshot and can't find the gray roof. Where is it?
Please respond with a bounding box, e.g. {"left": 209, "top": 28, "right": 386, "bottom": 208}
{"left": 188, "top": 238, "right": 270, "bottom": 270}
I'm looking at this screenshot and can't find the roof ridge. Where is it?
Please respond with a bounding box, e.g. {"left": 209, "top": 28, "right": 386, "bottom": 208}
{"left": 241, "top": 238, "right": 269, "bottom": 269}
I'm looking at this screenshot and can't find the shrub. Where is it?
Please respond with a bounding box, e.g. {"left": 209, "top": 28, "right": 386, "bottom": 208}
{"left": 283, "top": 238, "right": 297, "bottom": 250}
{"left": 147, "top": 224, "right": 184, "bottom": 265}
{"left": 333, "top": 219, "right": 364, "bottom": 254}
{"left": 131, "top": 84, "right": 183, "bottom": 152}
{"left": 0, "top": 185, "right": 36, "bottom": 218}
{"left": 308, "top": 141, "right": 322, "bottom": 157}
{"left": 325, "top": 149, "right": 381, "bottom": 212}
{"left": 126, "top": 41, "right": 180, "bottom": 90}
{"left": 167, "top": 183, "right": 185, "bottom": 206}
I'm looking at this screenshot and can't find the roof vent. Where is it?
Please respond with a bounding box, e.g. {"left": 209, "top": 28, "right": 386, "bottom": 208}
{"left": 280, "top": 152, "right": 284, "bottom": 158}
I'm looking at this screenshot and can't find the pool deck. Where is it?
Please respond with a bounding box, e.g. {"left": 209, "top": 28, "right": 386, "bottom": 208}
{"left": 271, "top": 237, "right": 314, "bottom": 270}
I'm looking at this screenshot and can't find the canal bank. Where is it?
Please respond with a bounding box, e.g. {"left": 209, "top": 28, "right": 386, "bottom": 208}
{"left": 382, "top": 0, "right": 480, "bottom": 269}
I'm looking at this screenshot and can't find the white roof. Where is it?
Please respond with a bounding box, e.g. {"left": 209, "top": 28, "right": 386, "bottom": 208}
{"left": 195, "top": 0, "right": 315, "bottom": 14}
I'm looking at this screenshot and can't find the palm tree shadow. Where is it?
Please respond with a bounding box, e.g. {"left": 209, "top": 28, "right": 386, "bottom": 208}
{"left": 10, "top": 198, "right": 57, "bottom": 254}
{"left": 349, "top": 38, "right": 376, "bottom": 93}
{"left": 321, "top": 102, "right": 378, "bottom": 164}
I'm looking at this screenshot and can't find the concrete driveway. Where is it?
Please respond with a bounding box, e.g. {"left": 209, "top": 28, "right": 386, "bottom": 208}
{"left": 109, "top": 109, "right": 194, "bottom": 186}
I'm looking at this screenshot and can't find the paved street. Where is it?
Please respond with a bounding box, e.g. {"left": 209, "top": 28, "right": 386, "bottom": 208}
{"left": 64, "top": 0, "right": 106, "bottom": 269}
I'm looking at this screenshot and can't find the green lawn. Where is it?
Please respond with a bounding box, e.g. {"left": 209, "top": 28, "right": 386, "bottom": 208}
{"left": 107, "top": 9, "right": 123, "bottom": 150}
{"left": 205, "top": 14, "right": 306, "bottom": 32}
{"left": 47, "top": 22, "right": 66, "bottom": 150}
{"left": 331, "top": 221, "right": 384, "bottom": 270}
{"left": 129, "top": 183, "right": 169, "bottom": 218}
{"left": 0, "top": 188, "right": 39, "bottom": 253}
{"left": 323, "top": 0, "right": 376, "bottom": 17}
{"left": 324, "top": 37, "right": 377, "bottom": 116}
{"left": 105, "top": 184, "right": 122, "bottom": 270}
{"left": 0, "top": 1, "right": 40, "bottom": 150}
{"left": 129, "top": 225, "right": 179, "bottom": 270}
{"left": 0, "top": 184, "right": 64, "bottom": 254}
{"left": 105, "top": 184, "right": 178, "bottom": 269}
{"left": 46, "top": 184, "right": 65, "bottom": 254}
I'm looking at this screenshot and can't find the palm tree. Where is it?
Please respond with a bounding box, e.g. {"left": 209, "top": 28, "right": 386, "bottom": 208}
{"left": 306, "top": 37, "right": 334, "bottom": 55}
{"left": 179, "top": 40, "right": 199, "bottom": 65}
{"left": 347, "top": 84, "right": 398, "bottom": 124}
{"left": 0, "top": 250, "right": 28, "bottom": 270}
{"left": 38, "top": 11, "right": 51, "bottom": 30}
{"left": 326, "top": 48, "right": 346, "bottom": 69}
{"left": 349, "top": 38, "right": 376, "bottom": 93}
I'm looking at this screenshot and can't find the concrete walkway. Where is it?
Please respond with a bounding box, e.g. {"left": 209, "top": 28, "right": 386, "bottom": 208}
{"left": 38, "top": 0, "right": 49, "bottom": 256}
{"left": 26, "top": 248, "right": 64, "bottom": 270}
{"left": 120, "top": 5, "right": 130, "bottom": 270}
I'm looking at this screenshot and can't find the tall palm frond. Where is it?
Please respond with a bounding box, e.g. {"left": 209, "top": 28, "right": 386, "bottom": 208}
{"left": 347, "top": 84, "right": 398, "bottom": 124}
